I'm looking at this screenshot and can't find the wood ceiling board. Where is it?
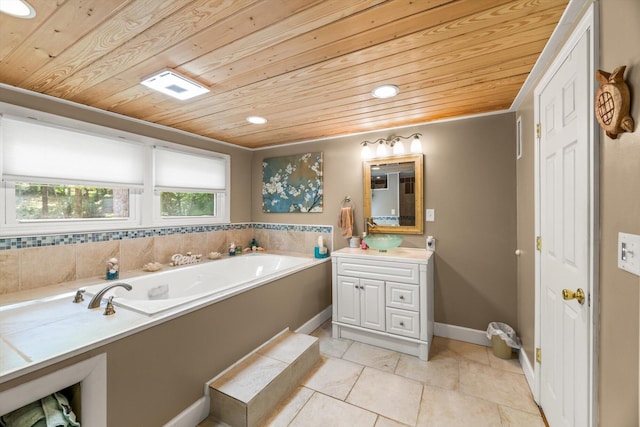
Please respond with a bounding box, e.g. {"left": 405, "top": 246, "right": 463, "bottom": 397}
{"left": 0, "top": 0, "right": 65, "bottom": 62}
{"left": 0, "top": 0, "right": 570, "bottom": 148}
{"left": 0, "top": 0, "right": 134, "bottom": 85}
{"left": 63, "top": 0, "right": 328, "bottom": 105}
{"left": 141, "top": 24, "right": 553, "bottom": 130}
{"left": 206, "top": 84, "right": 525, "bottom": 148}
{"left": 135, "top": 4, "right": 561, "bottom": 128}
{"left": 19, "top": 0, "right": 198, "bottom": 93}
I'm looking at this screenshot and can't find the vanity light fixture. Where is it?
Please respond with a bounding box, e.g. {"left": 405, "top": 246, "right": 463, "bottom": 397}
{"left": 371, "top": 84, "right": 400, "bottom": 99}
{"left": 140, "top": 69, "right": 209, "bottom": 100}
{"left": 0, "top": 0, "right": 36, "bottom": 18}
{"left": 246, "top": 116, "right": 268, "bottom": 124}
{"left": 360, "top": 133, "right": 422, "bottom": 159}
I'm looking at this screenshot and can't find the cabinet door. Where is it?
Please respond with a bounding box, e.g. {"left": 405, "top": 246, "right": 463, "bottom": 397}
{"left": 336, "top": 276, "right": 360, "bottom": 326}
{"left": 360, "top": 279, "right": 385, "bottom": 332}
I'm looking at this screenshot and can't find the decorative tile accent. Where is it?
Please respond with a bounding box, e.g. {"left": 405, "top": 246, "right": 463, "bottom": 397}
{"left": 0, "top": 223, "right": 332, "bottom": 251}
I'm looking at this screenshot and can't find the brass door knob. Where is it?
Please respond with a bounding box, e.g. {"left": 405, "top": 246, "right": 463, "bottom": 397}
{"left": 562, "top": 288, "right": 585, "bottom": 305}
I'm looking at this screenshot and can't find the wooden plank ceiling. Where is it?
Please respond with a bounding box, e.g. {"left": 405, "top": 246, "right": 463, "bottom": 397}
{"left": 0, "top": 0, "right": 569, "bottom": 149}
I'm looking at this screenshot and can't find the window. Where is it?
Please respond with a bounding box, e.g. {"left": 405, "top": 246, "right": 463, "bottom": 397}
{"left": 0, "top": 111, "right": 230, "bottom": 236}
{"left": 160, "top": 192, "right": 214, "bottom": 217}
{"left": 16, "top": 184, "right": 129, "bottom": 220}
{"left": 153, "top": 147, "right": 229, "bottom": 225}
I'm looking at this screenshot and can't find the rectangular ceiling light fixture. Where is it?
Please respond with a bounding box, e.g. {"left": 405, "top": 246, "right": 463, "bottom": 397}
{"left": 140, "top": 69, "right": 210, "bottom": 100}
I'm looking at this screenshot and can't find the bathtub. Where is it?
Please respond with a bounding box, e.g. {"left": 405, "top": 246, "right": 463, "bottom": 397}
{"left": 82, "top": 253, "right": 317, "bottom": 315}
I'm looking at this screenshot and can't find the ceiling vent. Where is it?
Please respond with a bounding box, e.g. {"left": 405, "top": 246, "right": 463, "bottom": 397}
{"left": 140, "top": 69, "right": 210, "bottom": 100}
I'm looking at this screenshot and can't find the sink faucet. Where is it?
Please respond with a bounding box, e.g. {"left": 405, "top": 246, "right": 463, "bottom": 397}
{"left": 366, "top": 218, "right": 377, "bottom": 233}
{"left": 87, "top": 282, "right": 132, "bottom": 309}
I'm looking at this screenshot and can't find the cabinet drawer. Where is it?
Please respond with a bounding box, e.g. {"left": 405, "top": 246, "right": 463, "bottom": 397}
{"left": 386, "top": 282, "right": 419, "bottom": 311}
{"left": 386, "top": 308, "right": 420, "bottom": 339}
{"left": 337, "top": 258, "right": 420, "bottom": 284}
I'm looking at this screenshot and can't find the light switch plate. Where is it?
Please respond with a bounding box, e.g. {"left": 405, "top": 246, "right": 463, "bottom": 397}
{"left": 426, "top": 209, "right": 435, "bottom": 222}
{"left": 618, "top": 232, "right": 640, "bottom": 276}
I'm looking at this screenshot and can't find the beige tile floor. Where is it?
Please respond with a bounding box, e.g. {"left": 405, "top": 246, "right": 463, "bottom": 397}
{"left": 203, "top": 321, "right": 545, "bottom": 427}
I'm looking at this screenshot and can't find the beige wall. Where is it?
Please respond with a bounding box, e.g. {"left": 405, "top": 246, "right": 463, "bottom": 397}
{"left": 516, "top": 1, "right": 640, "bottom": 424}
{"left": 515, "top": 90, "right": 536, "bottom": 365}
{"left": 252, "top": 113, "right": 518, "bottom": 330}
{"left": 599, "top": 0, "right": 640, "bottom": 424}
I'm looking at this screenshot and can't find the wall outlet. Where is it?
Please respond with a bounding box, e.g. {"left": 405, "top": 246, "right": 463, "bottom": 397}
{"left": 426, "top": 236, "right": 435, "bottom": 251}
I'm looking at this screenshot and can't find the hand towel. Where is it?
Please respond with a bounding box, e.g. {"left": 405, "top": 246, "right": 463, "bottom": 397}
{"left": 338, "top": 207, "right": 354, "bottom": 238}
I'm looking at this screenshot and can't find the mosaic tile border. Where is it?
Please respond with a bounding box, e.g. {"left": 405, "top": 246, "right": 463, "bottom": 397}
{"left": 0, "top": 223, "right": 333, "bottom": 251}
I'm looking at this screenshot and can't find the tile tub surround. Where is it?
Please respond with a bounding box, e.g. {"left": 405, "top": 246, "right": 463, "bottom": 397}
{"left": 0, "top": 223, "right": 333, "bottom": 301}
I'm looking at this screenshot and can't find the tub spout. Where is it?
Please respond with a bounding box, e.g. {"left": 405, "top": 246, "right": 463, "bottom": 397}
{"left": 87, "top": 282, "right": 132, "bottom": 309}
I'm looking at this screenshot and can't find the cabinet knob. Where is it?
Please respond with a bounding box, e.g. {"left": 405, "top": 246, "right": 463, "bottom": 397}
{"left": 399, "top": 321, "right": 405, "bottom": 327}
{"left": 399, "top": 295, "right": 405, "bottom": 300}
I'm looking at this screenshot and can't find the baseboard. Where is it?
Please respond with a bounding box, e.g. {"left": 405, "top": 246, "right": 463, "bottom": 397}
{"left": 163, "top": 397, "right": 209, "bottom": 427}
{"left": 295, "top": 305, "right": 332, "bottom": 334}
{"left": 520, "top": 347, "right": 538, "bottom": 403}
{"left": 434, "top": 322, "right": 491, "bottom": 347}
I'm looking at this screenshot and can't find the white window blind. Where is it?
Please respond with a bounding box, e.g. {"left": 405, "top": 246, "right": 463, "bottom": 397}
{"left": 1, "top": 115, "right": 145, "bottom": 187}
{"left": 154, "top": 147, "right": 226, "bottom": 193}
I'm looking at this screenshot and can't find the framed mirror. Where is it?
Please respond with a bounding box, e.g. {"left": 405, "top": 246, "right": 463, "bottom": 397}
{"left": 363, "top": 154, "right": 423, "bottom": 235}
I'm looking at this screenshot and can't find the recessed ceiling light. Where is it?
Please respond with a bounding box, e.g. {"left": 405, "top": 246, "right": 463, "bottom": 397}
{"left": 246, "top": 116, "right": 267, "bottom": 124}
{"left": 0, "top": 0, "right": 36, "bottom": 18}
{"left": 371, "top": 84, "right": 400, "bottom": 99}
{"left": 140, "top": 69, "right": 209, "bottom": 100}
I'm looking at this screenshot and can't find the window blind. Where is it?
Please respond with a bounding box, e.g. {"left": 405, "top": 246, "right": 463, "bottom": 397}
{"left": 1, "top": 115, "right": 145, "bottom": 188}
{"left": 154, "top": 147, "right": 226, "bottom": 193}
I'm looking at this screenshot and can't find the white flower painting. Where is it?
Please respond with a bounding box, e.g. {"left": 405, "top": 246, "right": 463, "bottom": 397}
{"left": 262, "top": 152, "right": 323, "bottom": 213}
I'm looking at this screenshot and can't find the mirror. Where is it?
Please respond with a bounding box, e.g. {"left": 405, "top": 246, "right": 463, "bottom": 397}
{"left": 363, "top": 154, "right": 423, "bottom": 235}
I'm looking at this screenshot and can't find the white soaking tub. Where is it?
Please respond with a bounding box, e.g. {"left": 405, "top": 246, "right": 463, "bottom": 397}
{"left": 82, "top": 253, "right": 314, "bottom": 315}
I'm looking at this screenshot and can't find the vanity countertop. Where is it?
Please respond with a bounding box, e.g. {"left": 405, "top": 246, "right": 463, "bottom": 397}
{"left": 332, "top": 247, "right": 432, "bottom": 264}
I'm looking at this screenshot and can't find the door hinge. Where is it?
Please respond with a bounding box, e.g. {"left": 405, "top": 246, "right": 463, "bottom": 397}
{"left": 536, "top": 123, "right": 541, "bottom": 139}
{"left": 536, "top": 347, "right": 542, "bottom": 363}
{"left": 536, "top": 236, "right": 542, "bottom": 251}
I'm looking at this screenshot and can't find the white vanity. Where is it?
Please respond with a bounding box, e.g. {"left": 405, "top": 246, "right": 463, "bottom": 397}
{"left": 331, "top": 247, "right": 434, "bottom": 360}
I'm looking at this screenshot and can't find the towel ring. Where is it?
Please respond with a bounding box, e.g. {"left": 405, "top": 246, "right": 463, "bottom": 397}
{"left": 340, "top": 196, "right": 356, "bottom": 213}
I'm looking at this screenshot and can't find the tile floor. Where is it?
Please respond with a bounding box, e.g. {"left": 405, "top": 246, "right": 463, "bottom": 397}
{"left": 202, "top": 321, "right": 545, "bottom": 427}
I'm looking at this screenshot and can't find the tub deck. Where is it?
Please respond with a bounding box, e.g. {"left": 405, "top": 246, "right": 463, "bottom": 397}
{"left": 0, "top": 253, "right": 328, "bottom": 384}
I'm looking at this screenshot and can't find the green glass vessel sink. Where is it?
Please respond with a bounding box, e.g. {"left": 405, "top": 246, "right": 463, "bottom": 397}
{"left": 364, "top": 234, "right": 403, "bottom": 251}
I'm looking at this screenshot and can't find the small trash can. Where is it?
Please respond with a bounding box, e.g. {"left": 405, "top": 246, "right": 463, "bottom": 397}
{"left": 486, "top": 322, "right": 521, "bottom": 359}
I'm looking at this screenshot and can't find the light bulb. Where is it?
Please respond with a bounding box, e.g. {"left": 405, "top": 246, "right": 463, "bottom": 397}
{"left": 361, "top": 145, "right": 373, "bottom": 160}
{"left": 0, "top": 0, "right": 36, "bottom": 18}
{"left": 410, "top": 135, "right": 422, "bottom": 153}
{"left": 392, "top": 141, "right": 405, "bottom": 155}
{"left": 376, "top": 143, "right": 388, "bottom": 157}
{"left": 371, "top": 84, "right": 399, "bottom": 99}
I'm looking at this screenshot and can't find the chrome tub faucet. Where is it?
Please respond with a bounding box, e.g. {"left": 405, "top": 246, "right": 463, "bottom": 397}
{"left": 87, "top": 282, "right": 132, "bottom": 309}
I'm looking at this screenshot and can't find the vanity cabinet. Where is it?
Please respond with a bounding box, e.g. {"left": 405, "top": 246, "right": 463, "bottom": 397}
{"left": 336, "top": 276, "right": 385, "bottom": 331}
{"left": 331, "top": 247, "right": 434, "bottom": 360}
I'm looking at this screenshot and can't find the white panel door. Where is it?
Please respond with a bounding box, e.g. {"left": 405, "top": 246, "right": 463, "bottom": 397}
{"left": 360, "top": 278, "right": 385, "bottom": 332}
{"left": 538, "top": 30, "right": 590, "bottom": 427}
{"left": 336, "top": 276, "right": 360, "bottom": 326}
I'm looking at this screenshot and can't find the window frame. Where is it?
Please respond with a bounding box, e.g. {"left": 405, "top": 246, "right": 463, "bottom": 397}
{"left": 0, "top": 182, "right": 143, "bottom": 236}
{"left": 0, "top": 106, "right": 231, "bottom": 237}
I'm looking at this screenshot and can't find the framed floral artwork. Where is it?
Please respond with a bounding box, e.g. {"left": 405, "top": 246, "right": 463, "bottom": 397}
{"left": 262, "top": 152, "right": 323, "bottom": 213}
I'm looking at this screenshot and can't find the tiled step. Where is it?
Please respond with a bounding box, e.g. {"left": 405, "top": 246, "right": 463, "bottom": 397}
{"left": 208, "top": 331, "right": 319, "bottom": 427}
